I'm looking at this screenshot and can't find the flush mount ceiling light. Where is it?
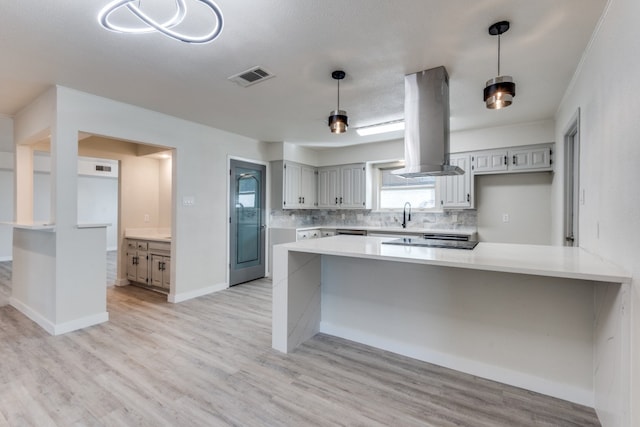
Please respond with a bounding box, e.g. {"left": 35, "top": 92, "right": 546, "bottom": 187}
{"left": 355, "top": 120, "right": 405, "bottom": 136}
{"left": 484, "top": 21, "right": 516, "bottom": 109}
{"left": 98, "top": 0, "right": 223, "bottom": 44}
{"left": 328, "top": 70, "right": 348, "bottom": 134}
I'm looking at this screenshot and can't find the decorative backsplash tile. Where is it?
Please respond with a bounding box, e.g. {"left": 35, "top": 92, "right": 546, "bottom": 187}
{"left": 269, "top": 209, "right": 476, "bottom": 230}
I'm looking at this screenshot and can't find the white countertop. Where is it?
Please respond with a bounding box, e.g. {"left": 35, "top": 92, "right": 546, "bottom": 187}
{"left": 277, "top": 235, "right": 631, "bottom": 284}
{"left": 125, "top": 234, "right": 171, "bottom": 242}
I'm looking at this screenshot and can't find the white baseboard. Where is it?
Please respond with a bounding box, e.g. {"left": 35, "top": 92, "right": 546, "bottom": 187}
{"left": 107, "top": 246, "right": 117, "bottom": 252}
{"left": 10, "top": 297, "right": 109, "bottom": 336}
{"left": 168, "top": 282, "right": 228, "bottom": 303}
{"left": 114, "top": 278, "right": 129, "bottom": 287}
{"left": 319, "top": 321, "right": 594, "bottom": 408}
{"left": 0, "top": 256, "right": 11, "bottom": 262}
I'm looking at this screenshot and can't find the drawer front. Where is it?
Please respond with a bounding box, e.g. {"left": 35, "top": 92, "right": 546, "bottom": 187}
{"left": 137, "top": 241, "right": 149, "bottom": 251}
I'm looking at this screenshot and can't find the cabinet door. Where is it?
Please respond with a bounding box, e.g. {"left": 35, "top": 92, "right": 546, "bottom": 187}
{"left": 136, "top": 251, "right": 149, "bottom": 284}
{"left": 283, "top": 162, "right": 302, "bottom": 209}
{"left": 509, "top": 146, "right": 552, "bottom": 171}
{"left": 151, "top": 255, "right": 170, "bottom": 289}
{"left": 340, "top": 164, "right": 366, "bottom": 208}
{"left": 473, "top": 150, "right": 508, "bottom": 174}
{"left": 300, "top": 165, "right": 317, "bottom": 208}
{"left": 442, "top": 154, "right": 473, "bottom": 209}
{"left": 126, "top": 251, "right": 138, "bottom": 281}
{"left": 317, "top": 166, "right": 340, "bottom": 208}
{"left": 150, "top": 254, "right": 164, "bottom": 287}
{"left": 162, "top": 257, "right": 171, "bottom": 290}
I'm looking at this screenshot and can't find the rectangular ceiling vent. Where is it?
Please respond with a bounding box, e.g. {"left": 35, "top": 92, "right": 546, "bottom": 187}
{"left": 95, "top": 165, "right": 112, "bottom": 172}
{"left": 228, "top": 66, "right": 275, "bottom": 87}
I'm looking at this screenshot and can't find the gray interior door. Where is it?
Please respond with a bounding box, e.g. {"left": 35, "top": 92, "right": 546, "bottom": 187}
{"left": 229, "top": 159, "right": 266, "bottom": 286}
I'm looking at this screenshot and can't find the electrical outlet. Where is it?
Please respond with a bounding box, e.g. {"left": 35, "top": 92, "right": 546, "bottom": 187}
{"left": 451, "top": 214, "right": 458, "bottom": 223}
{"left": 182, "top": 196, "right": 195, "bottom": 207}
{"left": 144, "top": 214, "right": 150, "bottom": 223}
{"left": 502, "top": 213, "right": 510, "bottom": 223}
{"left": 341, "top": 213, "right": 346, "bottom": 220}
{"left": 356, "top": 213, "right": 364, "bottom": 221}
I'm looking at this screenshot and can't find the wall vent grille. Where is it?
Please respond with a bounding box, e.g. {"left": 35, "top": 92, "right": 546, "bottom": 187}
{"left": 228, "top": 66, "right": 275, "bottom": 87}
{"left": 95, "top": 165, "right": 112, "bottom": 172}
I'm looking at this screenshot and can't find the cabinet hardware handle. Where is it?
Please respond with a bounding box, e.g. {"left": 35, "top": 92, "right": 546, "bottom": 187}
{"left": 302, "top": 197, "right": 305, "bottom": 204}
{"left": 513, "top": 155, "right": 517, "bottom": 165}
{"left": 335, "top": 197, "right": 338, "bottom": 204}
{"left": 467, "top": 193, "right": 470, "bottom": 202}
{"left": 504, "top": 155, "right": 507, "bottom": 165}
{"left": 340, "top": 197, "right": 343, "bottom": 204}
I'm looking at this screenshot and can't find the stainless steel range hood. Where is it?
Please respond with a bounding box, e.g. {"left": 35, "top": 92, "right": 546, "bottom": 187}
{"left": 393, "top": 66, "right": 464, "bottom": 177}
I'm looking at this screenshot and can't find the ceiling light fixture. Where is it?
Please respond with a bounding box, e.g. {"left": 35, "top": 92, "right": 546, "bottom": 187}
{"left": 328, "top": 70, "right": 348, "bottom": 134}
{"left": 484, "top": 21, "right": 516, "bottom": 109}
{"left": 98, "top": 0, "right": 223, "bottom": 44}
{"left": 355, "top": 120, "right": 405, "bottom": 136}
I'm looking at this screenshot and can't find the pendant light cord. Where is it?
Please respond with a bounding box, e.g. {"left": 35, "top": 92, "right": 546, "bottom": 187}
{"left": 497, "top": 34, "right": 501, "bottom": 76}
{"left": 337, "top": 79, "right": 341, "bottom": 110}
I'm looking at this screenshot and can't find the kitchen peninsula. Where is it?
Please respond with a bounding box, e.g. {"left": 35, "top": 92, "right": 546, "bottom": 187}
{"left": 272, "top": 235, "right": 631, "bottom": 407}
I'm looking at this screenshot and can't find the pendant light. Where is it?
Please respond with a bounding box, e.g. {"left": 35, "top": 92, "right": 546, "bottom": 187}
{"left": 328, "top": 70, "right": 348, "bottom": 134}
{"left": 484, "top": 21, "right": 516, "bottom": 109}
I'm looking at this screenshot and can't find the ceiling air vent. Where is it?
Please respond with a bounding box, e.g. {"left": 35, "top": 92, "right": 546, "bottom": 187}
{"left": 228, "top": 66, "right": 275, "bottom": 87}
{"left": 95, "top": 165, "right": 112, "bottom": 172}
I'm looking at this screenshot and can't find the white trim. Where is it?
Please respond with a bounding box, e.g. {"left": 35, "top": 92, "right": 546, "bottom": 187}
{"left": 9, "top": 297, "right": 109, "bottom": 335}
{"left": 53, "top": 312, "right": 109, "bottom": 335}
{"left": 168, "top": 282, "right": 227, "bottom": 303}
{"left": 320, "top": 321, "right": 594, "bottom": 408}
{"left": 0, "top": 256, "right": 11, "bottom": 262}
{"left": 114, "top": 278, "right": 130, "bottom": 287}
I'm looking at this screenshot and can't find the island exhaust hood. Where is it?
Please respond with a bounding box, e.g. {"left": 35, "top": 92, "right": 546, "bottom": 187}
{"left": 393, "top": 66, "right": 464, "bottom": 177}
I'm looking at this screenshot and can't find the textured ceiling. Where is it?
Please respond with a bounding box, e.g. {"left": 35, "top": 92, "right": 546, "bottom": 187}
{"left": 0, "top": 1, "right": 606, "bottom": 147}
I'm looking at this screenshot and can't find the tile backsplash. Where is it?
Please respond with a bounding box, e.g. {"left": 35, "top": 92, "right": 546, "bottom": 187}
{"left": 269, "top": 209, "right": 476, "bottom": 230}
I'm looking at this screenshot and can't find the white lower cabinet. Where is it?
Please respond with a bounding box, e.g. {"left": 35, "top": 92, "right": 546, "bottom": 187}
{"left": 150, "top": 254, "right": 171, "bottom": 290}
{"left": 126, "top": 239, "right": 171, "bottom": 293}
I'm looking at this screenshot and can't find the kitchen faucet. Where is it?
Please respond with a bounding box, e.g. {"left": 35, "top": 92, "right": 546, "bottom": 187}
{"left": 402, "top": 202, "right": 411, "bottom": 229}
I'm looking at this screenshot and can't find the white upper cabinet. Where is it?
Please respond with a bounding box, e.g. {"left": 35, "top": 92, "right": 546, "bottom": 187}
{"left": 340, "top": 164, "right": 366, "bottom": 208}
{"left": 441, "top": 154, "right": 474, "bottom": 209}
{"left": 473, "top": 150, "right": 508, "bottom": 174}
{"left": 509, "top": 145, "right": 552, "bottom": 171}
{"left": 318, "top": 163, "right": 366, "bottom": 209}
{"left": 472, "top": 144, "right": 553, "bottom": 175}
{"left": 282, "top": 161, "right": 317, "bottom": 209}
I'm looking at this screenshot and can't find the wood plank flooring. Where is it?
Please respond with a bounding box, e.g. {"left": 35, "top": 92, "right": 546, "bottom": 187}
{"left": 0, "top": 256, "right": 601, "bottom": 426}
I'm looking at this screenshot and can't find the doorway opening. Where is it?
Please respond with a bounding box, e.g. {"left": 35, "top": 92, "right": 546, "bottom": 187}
{"left": 563, "top": 109, "right": 580, "bottom": 247}
{"left": 229, "top": 158, "right": 266, "bottom": 286}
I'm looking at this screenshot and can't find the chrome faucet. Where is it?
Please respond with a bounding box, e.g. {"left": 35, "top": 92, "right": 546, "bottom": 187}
{"left": 402, "top": 202, "right": 411, "bottom": 229}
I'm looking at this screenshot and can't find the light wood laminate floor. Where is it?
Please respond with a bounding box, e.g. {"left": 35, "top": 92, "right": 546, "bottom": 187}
{"left": 0, "top": 257, "right": 600, "bottom": 426}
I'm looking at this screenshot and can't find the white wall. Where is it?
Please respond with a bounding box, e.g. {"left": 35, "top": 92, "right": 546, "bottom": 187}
{"left": 553, "top": 0, "right": 639, "bottom": 425}
{"left": 0, "top": 118, "right": 14, "bottom": 260}
{"left": 0, "top": 116, "right": 13, "bottom": 152}
{"left": 48, "top": 86, "right": 270, "bottom": 302}
{"left": 476, "top": 173, "right": 552, "bottom": 244}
